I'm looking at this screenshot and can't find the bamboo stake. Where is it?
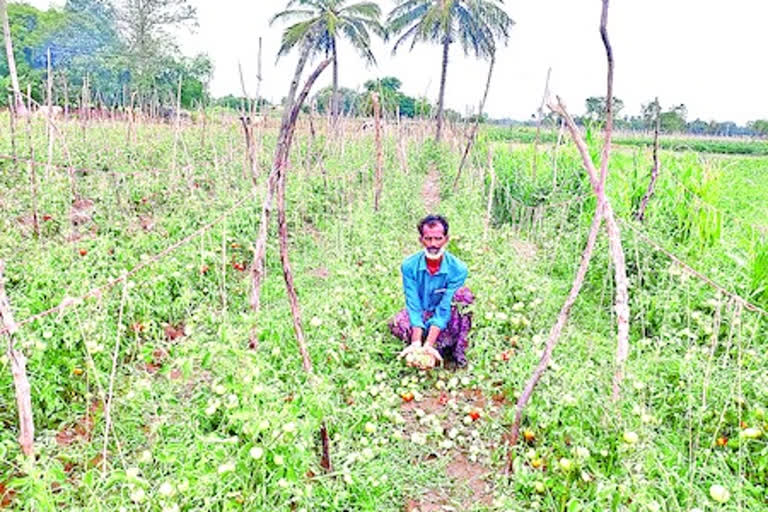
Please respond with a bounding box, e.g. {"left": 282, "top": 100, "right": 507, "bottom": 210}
{"left": 172, "top": 75, "right": 182, "bottom": 178}
{"left": 28, "top": 155, "right": 40, "bottom": 239}
{"left": 372, "top": 92, "right": 383, "bottom": 211}
{"left": 396, "top": 106, "right": 409, "bottom": 175}
{"left": 250, "top": 50, "right": 330, "bottom": 313}
{"left": 8, "top": 94, "right": 17, "bottom": 168}
{"left": 552, "top": 118, "right": 564, "bottom": 190}
{"left": 0, "top": 261, "right": 35, "bottom": 456}
{"left": 102, "top": 276, "right": 129, "bottom": 472}
{"left": 506, "top": 0, "right": 630, "bottom": 458}
{"left": 453, "top": 55, "right": 495, "bottom": 192}
{"left": 531, "top": 67, "right": 552, "bottom": 180}
{"left": 46, "top": 47, "right": 54, "bottom": 178}
{"left": 483, "top": 146, "right": 496, "bottom": 243}
{"left": 507, "top": 202, "right": 604, "bottom": 454}
{"left": 635, "top": 97, "right": 661, "bottom": 222}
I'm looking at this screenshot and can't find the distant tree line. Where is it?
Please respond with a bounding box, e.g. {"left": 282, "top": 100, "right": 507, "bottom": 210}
{"left": 1, "top": 0, "right": 211, "bottom": 111}
{"left": 308, "top": 76, "right": 441, "bottom": 120}
{"left": 523, "top": 95, "right": 768, "bottom": 138}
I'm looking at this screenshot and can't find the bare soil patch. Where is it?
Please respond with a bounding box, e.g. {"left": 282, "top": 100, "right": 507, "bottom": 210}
{"left": 401, "top": 389, "right": 502, "bottom": 511}
{"left": 421, "top": 166, "right": 441, "bottom": 212}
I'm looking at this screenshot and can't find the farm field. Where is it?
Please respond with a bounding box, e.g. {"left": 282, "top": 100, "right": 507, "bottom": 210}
{"left": 486, "top": 126, "right": 768, "bottom": 157}
{"left": 1, "top": 114, "right": 767, "bottom": 512}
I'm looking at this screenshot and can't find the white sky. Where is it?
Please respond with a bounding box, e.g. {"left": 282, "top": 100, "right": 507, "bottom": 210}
{"left": 23, "top": 0, "right": 768, "bottom": 123}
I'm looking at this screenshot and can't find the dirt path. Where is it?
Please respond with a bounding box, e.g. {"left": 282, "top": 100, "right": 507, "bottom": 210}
{"left": 406, "top": 168, "right": 501, "bottom": 511}
{"left": 421, "top": 166, "right": 441, "bottom": 212}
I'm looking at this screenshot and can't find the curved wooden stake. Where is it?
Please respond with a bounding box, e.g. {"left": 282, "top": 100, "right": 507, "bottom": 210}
{"left": 506, "top": 202, "right": 603, "bottom": 462}
{"left": 0, "top": 260, "right": 34, "bottom": 456}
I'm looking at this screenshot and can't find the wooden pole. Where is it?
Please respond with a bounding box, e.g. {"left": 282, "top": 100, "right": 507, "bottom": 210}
{"left": 506, "top": 203, "right": 604, "bottom": 454}
{"left": 483, "top": 146, "right": 496, "bottom": 243}
{"left": 46, "top": 47, "right": 55, "bottom": 178}
{"left": 453, "top": 55, "right": 495, "bottom": 192}
{"left": 506, "top": 0, "right": 630, "bottom": 458}
{"left": 372, "top": 92, "right": 383, "bottom": 211}
{"left": 635, "top": 98, "right": 661, "bottom": 222}
{"left": 1, "top": 0, "right": 26, "bottom": 115}
{"left": 531, "top": 67, "right": 552, "bottom": 181}
{"left": 0, "top": 261, "right": 35, "bottom": 456}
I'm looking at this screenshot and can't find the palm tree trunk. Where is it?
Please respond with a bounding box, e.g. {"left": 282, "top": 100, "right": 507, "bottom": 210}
{"left": 435, "top": 35, "right": 450, "bottom": 142}
{"left": 331, "top": 37, "right": 339, "bottom": 123}
{"left": 1, "top": 0, "right": 26, "bottom": 115}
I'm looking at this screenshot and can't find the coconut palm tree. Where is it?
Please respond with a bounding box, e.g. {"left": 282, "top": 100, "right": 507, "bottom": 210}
{"left": 270, "top": 0, "right": 385, "bottom": 121}
{"left": 1, "top": 0, "right": 26, "bottom": 114}
{"left": 388, "top": 0, "right": 513, "bottom": 141}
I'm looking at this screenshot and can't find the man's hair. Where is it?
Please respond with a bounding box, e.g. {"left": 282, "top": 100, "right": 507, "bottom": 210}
{"left": 417, "top": 214, "right": 449, "bottom": 237}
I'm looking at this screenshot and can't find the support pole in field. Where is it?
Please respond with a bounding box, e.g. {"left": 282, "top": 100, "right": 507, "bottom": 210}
{"left": 396, "top": 106, "right": 409, "bottom": 175}
{"left": 372, "top": 92, "right": 383, "bottom": 212}
{"left": 250, "top": 44, "right": 314, "bottom": 314}
{"left": 238, "top": 60, "right": 257, "bottom": 183}
{"left": 506, "top": 0, "right": 630, "bottom": 463}
{"left": 249, "top": 51, "right": 333, "bottom": 473}
{"left": 453, "top": 54, "right": 495, "bottom": 192}
{"left": 46, "top": 47, "right": 54, "bottom": 178}
{"left": 8, "top": 94, "right": 17, "bottom": 167}
{"left": 532, "top": 67, "right": 552, "bottom": 181}
{"left": 172, "top": 75, "right": 182, "bottom": 178}
{"left": 635, "top": 97, "right": 661, "bottom": 222}
{"left": 483, "top": 146, "right": 496, "bottom": 243}
{"left": 552, "top": 118, "right": 564, "bottom": 190}
{"left": 0, "top": 261, "right": 35, "bottom": 457}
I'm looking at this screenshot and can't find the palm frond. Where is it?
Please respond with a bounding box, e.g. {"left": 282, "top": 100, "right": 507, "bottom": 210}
{"left": 276, "top": 19, "right": 319, "bottom": 58}
{"left": 340, "top": 16, "right": 376, "bottom": 64}
{"left": 391, "top": 21, "right": 423, "bottom": 54}
{"left": 340, "top": 2, "right": 382, "bottom": 20}
{"left": 269, "top": 8, "right": 316, "bottom": 26}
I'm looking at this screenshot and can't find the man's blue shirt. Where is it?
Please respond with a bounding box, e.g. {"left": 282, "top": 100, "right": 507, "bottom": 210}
{"left": 400, "top": 250, "right": 468, "bottom": 331}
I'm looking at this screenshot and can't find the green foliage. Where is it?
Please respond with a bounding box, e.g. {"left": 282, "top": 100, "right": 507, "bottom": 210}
{"left": 584, "top": 95, "right": 625, "bottom": 122}
{"left": 748, "top": 119, "right": 768, "bottom": 137}
{"left": 388, "top": 0, "right": 513, "bottom": 137}
{"left": 388, "top": 0, "right": 513, "bottom": 58}
{"left": 271, "top": 0, "right": 384, "bottom": 63}
{"left": 485, "top": 125, "right": 768, "bottom": 156}
{"left": 750, "top": 240, "right": 768, "bottom": 305}
{"left": 1, "top": 115, "right": 767, "bottom": 510}
{"left": 0, "top": 0, "right": 208, "bottom": 108}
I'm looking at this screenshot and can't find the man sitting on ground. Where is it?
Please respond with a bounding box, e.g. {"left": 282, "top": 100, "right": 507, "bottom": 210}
{"left": 390, "top": 214, "right": 474, "bottom": 369}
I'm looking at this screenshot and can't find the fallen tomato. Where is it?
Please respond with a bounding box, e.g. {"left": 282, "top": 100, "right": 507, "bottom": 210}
{"left": 468, "top": 409, "right": 481, "bottom": 421}
{"left": 716, "top": 436, "right": 728, "bottom": 447}
{"left": 400, "top": 391, "right": 414, "bottom": 402}
{"left": 78, "top": 248, "right": 88, "bottom": 256}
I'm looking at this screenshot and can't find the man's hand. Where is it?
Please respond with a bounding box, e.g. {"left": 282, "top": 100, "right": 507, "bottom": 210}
{"left": 398, "top": 341, "right": 422, "bottom": 360}
{"left": 398, "top": 343, "right": 443, "bottom": 370}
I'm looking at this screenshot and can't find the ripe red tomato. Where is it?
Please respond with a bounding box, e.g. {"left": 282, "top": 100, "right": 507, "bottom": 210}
{"left": 469, "top": 409, "right": 481, "bottom": 421}
{"left": 78, "top": 248, "right": 88, "bottom": 256}
{"left": 400, "top": 391, "right": 414, "bottom": 402}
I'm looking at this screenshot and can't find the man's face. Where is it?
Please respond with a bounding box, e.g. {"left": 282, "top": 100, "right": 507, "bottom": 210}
{"left": 420, "top": 222, "right": 448, "bottom": 259}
